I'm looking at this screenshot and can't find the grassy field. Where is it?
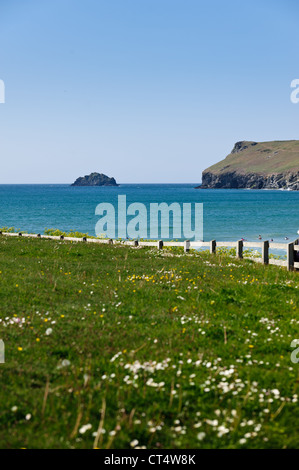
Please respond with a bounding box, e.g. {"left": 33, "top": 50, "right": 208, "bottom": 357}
{"left": 205, "top": 140, "right": 299, "bottom": 175}
{"left": 0, "top": 235, "right": 299, "bottom": 449}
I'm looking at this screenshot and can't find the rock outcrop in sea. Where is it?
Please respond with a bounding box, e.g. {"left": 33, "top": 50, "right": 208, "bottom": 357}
{"left": 71, "top": 172, "right": 118, "bottom": 187}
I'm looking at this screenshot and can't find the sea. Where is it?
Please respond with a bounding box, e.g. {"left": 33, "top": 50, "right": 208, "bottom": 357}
{"left": 0, "top": 184, "right": 299, "bottom": 243}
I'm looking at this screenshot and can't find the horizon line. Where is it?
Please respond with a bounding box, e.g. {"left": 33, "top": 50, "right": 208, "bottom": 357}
{"left": 0, "top": 182, "right": 202, "bottom": 185}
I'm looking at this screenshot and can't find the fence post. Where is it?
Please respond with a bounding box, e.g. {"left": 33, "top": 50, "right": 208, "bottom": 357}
{"left": 236, "top": 240, "right": 243, "bottom": 259}
{"left": 294, "top": 239, "right": 299, "bottom": 270}
{"left": 184, "top": 240, "right": 190, "bottom": 253}
{"left": 157, "top": 240, "right": 163, "bottom": 250}
{"left": 287, "top": 241, "right": 295, "bottom": 271}
{"left": 210, "top": 240, "right": 216, "bottom": 254}
{"left": 262, "top": 240, "right": 269, "bottom": 265}
{"left": 0, "top": 339, "right": 4, "bottom": 364}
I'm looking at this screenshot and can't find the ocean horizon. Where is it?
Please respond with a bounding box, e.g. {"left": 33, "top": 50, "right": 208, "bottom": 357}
{"left": 1, "top": 183, "right": 299, "bottom": 243}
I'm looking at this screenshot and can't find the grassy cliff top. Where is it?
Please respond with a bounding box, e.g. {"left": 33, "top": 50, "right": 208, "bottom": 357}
{"left": 205, "top": 140, "right": 299, "bottom": 175}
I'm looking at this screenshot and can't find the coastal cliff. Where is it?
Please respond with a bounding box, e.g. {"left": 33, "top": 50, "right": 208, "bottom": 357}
{"left": 71, "top": 172, "right": 118, "bottom": 187}
{"left": 199, "top": 140, "right": 299, "bottom": 190}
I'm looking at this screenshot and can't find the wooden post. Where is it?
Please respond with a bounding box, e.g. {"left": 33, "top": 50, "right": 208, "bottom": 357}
{"left": 184, "top": 240, "right": 190, "bottom": 253}
{"left": 262, "top": 240, "right": 269, "bottom": 265}
{"left": 157, "top": 240, "right": 163, "bottom": 250}
{"left": 287, "top": 241, "right": 295, "bottom": 271}
{"left": 236, "top": 240, "right": 243, "bottom": 259}
{"left": 210, "top": 240, "right": 216, "bottom": 254}
{"left": 294, "top": 239, "right": 299, "bottom": 269}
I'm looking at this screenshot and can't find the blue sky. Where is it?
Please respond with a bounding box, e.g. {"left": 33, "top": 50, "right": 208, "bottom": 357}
{"left": 0, "top": 0, "right": 299, "bottom": 183}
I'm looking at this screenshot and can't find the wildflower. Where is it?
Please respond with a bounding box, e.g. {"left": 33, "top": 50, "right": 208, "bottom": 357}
{"left": 130, "top": 440, "right": 139, "bottom": 448}
{"left": 79, "top": 424, "right": 92, "bottom": 434}
{"left": 206, "top": 419, "right": 218, "bottom": 427}
{"left": 217, "top": 426, "right": 229, "bottom": 437}
{"left": 57, "top": 359, "right": 71, "bottom": 369}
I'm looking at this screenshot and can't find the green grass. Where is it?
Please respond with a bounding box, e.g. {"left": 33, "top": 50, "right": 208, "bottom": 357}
{"left": 0, "top": 235, "right": 299, "bottom": 449}
{"left": 205, "top": 140, "right": 299, "bottom": 175}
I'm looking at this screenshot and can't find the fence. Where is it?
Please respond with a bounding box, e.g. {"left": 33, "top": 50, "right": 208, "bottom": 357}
{"left": 0, "top": 231, "right": 298, "bottom": 271}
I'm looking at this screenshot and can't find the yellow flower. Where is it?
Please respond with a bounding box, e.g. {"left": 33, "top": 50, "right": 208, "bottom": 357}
{"left": 18, "top": 347, "right": 23, "bottom": 351}
{"left": 36, "top": 338, "right": 40, "bottom": 342}
{"left": 249, "top": 345, "right": 254, "bottom": 348}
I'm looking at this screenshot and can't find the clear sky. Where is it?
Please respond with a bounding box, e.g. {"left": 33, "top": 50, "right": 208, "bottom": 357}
{"left": 0, "top": 0, "right": 299, "bottom": 183}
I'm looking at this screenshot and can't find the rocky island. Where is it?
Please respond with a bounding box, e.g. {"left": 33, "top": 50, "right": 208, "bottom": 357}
{"left": 71, "top": 172, "right": 118, "bottom": 187}
{"left": 199, "top": 140, "right": 299, "bottom": 190}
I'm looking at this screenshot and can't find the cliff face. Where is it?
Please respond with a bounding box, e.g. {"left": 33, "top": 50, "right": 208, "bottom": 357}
{"left": 201, "top": 170, "right": 299, "bottom": 190}
{"left": 71, "top": 172, "right": 118, "bottom": 187}
{"left": 200, "top": 140, "right": 299, "bottom": 190}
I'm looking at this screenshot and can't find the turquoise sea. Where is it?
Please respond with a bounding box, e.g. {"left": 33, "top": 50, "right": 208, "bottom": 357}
{"left": 0, "top": 184, "right": 299, "bottom": 243}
